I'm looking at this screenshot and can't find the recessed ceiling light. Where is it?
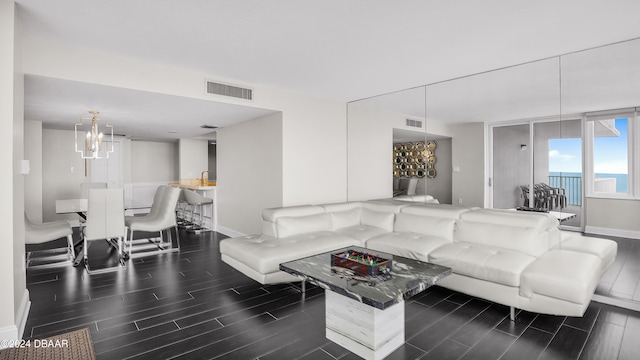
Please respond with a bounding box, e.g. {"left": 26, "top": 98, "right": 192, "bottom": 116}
{"left": 168, "top": 130, "right": 177, "bottom": 133}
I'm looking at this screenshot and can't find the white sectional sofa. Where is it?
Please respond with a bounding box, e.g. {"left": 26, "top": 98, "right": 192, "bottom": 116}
{"left": 219, "top": 200, "right": 617, "bottom": 317}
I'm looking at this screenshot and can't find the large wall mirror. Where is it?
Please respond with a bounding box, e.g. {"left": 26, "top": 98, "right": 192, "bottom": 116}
{"left": 347, "top": 37, "right": 639, "bottom": 220}
{"left": 347, "top": 36, "right": 640, "bottom": 306}
{"left": 347, "top": 86, "right": 427, "bottom": 202}
{"left": 425, "top": 57, "right": 561, "bottom": 210}
{"left": 560, "top": 38, "right": 640, "bottom": 305}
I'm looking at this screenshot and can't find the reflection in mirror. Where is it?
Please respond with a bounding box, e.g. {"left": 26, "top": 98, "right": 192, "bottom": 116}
{"left": 425, "top": 57, "right": 560, "bottom": 209}
{"left": 560, "top": 38, "right": 640, "bottom": 233}
{"left": 347, "top": 86, "right": 426, "bottom": 202}
{"left": 391, "top": 129, "right": 450, "bottom": 203}
{"left": 560, "top": 38, "right": 640, "bottom": 304}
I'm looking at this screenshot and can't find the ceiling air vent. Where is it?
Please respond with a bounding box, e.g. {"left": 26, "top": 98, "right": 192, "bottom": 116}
{"left": 406, "top": 119, "right": 423, "bottom": 128}
{"left": 205, "top": 80, "right": 253, "bottom": 100}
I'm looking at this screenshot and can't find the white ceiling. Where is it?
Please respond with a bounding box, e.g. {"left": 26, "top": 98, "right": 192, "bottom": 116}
{"left": 15, "top": 0, "right": 640, "bottom": 140}
{"left": 24, "top": 75, "right": 277, "bottom": 141}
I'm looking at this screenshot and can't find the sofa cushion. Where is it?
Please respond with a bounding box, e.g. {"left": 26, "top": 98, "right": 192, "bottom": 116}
{"left": 520, "top": 250, "right": 601, "bottom": 304}
{"left": 361, "top": 208, "right": 395, "bottom": 232}
{"left": 366, "top": 232, "right": 450, "bottom": 262}
{"left": 362, "top": 200, "right": 409, "bottom": 213}
{"left": 401, "top": 204, "right": 471, "bottom": 219}
{"left": 455, "top": 220, "right": 547, "bottom": 257}
{"left": 461, "top": 208, "right": 558, "bottom": 229}
{"left": 429, "top": 243, "right": 536, "bottom": 286}
{"left": 276, "top": 213, "right": 332, "bottom": 238}
{"left": 394, "top": 213, "right": 455, "bottom": 241}
{"left": 219, "top": 232, "right": 358, "bottom": 274}
{"left": 262, "top": 205, "right": 326, "bottom": 237}
{"left": 322, "top": 202, "right": 362, "bottom": 213}
{"left": 262, "top": 205, "right": 325, "bottom": 223}
{"left": 330, "top": 208, "right": 362, "bottom": 230}
{"left": 335, "top": 225, "right": 388, "bottom": 245}
{"left": 559, "top": 233, "right": 617, "bottom": 272}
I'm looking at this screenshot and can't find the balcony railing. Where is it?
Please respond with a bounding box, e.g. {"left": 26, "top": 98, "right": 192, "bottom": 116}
{"left": 548, "top": 175, "right": 582, "bottom": 206}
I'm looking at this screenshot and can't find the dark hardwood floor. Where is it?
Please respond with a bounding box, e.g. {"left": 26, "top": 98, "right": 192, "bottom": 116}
{"left": 592, "top": 234, "right": 640, "bottom": 302}
{"left": 24, "top": 229, "right": 640, "bottom": 360}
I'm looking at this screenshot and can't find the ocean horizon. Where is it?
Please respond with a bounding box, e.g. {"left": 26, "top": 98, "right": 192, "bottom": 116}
{"left": 549, "top": 171, "right": 628, "bottom": 193}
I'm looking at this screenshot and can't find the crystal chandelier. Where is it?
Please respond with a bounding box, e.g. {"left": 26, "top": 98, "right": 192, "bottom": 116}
{"left": 74, "top": 110, "right": 114, "bottom": 159}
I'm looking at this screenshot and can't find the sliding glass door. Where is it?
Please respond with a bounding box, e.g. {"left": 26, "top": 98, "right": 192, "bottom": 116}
{"left": 534, "top": 119, "right": 583, "bottom": 230}
{"left": 491, "top": 124, "right": 531, "bottom": 210}
{"left": 491, "top": 119, "right": 583, "bottom": 230}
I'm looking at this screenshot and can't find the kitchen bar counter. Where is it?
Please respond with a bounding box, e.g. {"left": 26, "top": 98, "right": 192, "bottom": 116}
{"left": 169, "top": 179, "right": 216, "bottom": 189}
{"left": 169, "top": 181, "right": 217, "bottom": 231}
{"left": 169, "top": 183, "right": 216, "bottom": 190}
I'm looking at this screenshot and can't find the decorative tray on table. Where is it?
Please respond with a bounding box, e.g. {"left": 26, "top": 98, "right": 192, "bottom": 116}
{"left": 331, "top": 249, "right": 392, "bottom": 276}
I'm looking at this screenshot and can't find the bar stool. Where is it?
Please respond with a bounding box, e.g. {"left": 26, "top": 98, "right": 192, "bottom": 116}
{"left": 183, "top": 189, "right": 213, "bottom": 233}
{"left": 175, "top": 189, "right": 191, "bottom": 228}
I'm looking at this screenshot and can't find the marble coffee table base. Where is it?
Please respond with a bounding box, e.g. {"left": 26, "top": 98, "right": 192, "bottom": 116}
{"left": 325, "top": 290, "right": 405, "bottom": 360}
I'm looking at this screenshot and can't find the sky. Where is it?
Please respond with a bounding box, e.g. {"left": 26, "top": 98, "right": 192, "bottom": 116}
{"left": 548, "top": 118, "right": 628, "bottom": 174}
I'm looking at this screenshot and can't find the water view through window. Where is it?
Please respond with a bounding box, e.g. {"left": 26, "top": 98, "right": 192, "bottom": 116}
{"left": 548, "top": 118, "right": 629, "bottom": 205}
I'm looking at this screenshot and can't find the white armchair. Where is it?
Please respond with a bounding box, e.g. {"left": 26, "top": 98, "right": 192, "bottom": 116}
{"left": 25, "top": 213, "right": 75, "bottom": 269}
{"left": 124, "top": 186, "right": 181, "bottom": 258}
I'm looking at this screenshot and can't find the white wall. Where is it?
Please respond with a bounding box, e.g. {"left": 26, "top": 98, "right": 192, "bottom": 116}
{"left": 451, "top": 123, "right": 486, "bottom": 207}
{"left": 38, "top": 130, "right": 181, "bottom": 221}
{"left": 492, "top": 125, "right": 530, "bottom": 208}
{"left": 276, "top": 94, "right": 347, "bottom": 206}
{"left": 22, "top": 36, "right": 348, "bottom": 211}
{"left": 41, "top": 129, "right": 87, "bottom": 222}
{"left": 348, "top": 99, "right": 463, "bottom": 205}
{"left": 131, "top": 141, "right": 178, "bottom": 182}
{"left": 179, "top": 138, "right": 208, "bottom": 181}
{"left": 217, "top": 112, "right": 283, "bottom": 235}
{"left": 347, "top": 102, "right": 396, "bottom": 201}
{"left": 0, "top": 0, "right": 27, "bottom": 342}
{"left": 586, "top": 198, "right": 640, "bottom": 238}
{"left": 24, "top": 120, "right": 42, "bottom": 221}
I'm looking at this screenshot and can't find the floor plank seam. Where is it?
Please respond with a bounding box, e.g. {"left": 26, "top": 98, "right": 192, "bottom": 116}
{"left": 446, "top": 336, "right": 472, "bottom": 349}
{"left": 27, "top": 276, "right": 60, "bottom": 285}
{"left": 319, "top": 347, "right": 338, "bottom": 359}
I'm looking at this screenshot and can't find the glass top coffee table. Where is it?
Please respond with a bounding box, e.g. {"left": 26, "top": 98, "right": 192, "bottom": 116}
{"left": 280, "top": 246, "right": 451, "bottom": 360}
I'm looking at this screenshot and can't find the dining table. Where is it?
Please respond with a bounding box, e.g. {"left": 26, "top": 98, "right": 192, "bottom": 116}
{"left": 55, "top": 198, "right": 150, "bottom": 266}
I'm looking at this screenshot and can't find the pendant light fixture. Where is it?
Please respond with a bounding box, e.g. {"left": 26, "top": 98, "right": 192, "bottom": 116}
{"left": 74, "top": 110, "right": 114, "bottom": 159}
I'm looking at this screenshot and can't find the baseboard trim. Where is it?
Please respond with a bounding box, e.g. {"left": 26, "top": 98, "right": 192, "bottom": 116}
{"left": 0, "top": 325, "right": 18, "bottom": 348}
{"left": 585, "top": 226, "right": 640, "bottom": 240}
{"left": 592, "top": 294, "right": 640, "bottom": 312}
{"left": 0, "top": 289, "right": 30, "bottom": 346}
{"left": 17, "top": 289, "right": 30, "bottom": 339}
{"left": 215, "top": 226, "right": 246, "bottom": 238}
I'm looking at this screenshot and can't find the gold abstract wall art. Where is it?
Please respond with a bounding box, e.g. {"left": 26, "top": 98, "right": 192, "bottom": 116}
{"left": 393, "top": 141, "right": 437, "bottom": 179}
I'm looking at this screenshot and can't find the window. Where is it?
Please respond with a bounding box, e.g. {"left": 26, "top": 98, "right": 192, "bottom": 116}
{"left": 585, "top": 110, "right": 636, "bottom": 198}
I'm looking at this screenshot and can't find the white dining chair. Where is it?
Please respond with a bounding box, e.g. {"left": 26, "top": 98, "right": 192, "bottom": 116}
{"left": 24, "top": 213, "right": 75, "bottom": 269}
{"left": 80, "top": 182, "right": 107, "bottom": 198}
{"left": 124, "top": 186, "right": 181, "bottom": 258}
{"left": 83, "top": 188, "right": 126, "bottom": 274}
